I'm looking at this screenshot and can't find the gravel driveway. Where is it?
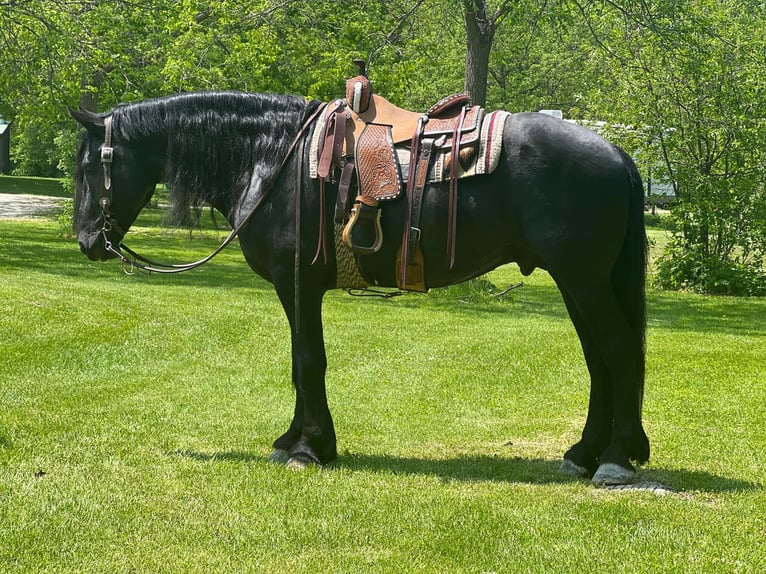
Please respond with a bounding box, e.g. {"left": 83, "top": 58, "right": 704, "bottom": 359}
{"left": 0, "top": 193, "right": 67, "bottom": 219}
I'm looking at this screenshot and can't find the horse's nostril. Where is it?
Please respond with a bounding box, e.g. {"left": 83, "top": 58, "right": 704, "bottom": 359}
{"left": 78, "top": 232, "right": 106, "bottom": 261}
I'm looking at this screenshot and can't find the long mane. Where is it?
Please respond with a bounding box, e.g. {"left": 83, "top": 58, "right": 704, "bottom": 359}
{"left": 111, "top": 91, "right": 321, "bottom": 225}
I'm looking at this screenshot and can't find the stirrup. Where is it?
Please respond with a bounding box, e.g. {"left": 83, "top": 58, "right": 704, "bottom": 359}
{"left": 342, "top": 198, "right": 383, "bottom": 255}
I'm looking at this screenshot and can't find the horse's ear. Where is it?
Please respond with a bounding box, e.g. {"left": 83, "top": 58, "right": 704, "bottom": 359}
{"left": 68, "top": 106, "right": 106, "bottom": 135}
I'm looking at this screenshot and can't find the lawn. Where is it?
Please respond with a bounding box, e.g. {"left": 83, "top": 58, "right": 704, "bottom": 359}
{"left": 0, "top": 175, "right": 69, "bottom": 197}
{"left": 1, "top": 207, "right": 764, "bottom": 573}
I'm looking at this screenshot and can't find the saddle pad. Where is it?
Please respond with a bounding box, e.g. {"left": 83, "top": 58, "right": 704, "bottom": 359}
{"left": 309, "top": 101, "right": 340, "bottom": 179}
{"left": 394, "top": 110, "right": 510, "bottom": 183}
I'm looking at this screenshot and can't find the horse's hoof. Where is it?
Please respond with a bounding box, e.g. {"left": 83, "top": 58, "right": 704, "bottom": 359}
{"left": 592, "top": 462, "right": 636, "bottom": 486}
{"left": 286, "top": 457, "right": 313, "bottom": 471}
{"left": 559, "top": 458, "right": 590, "bottom": 478}
{"left": 268, "top": 449, "right": 290, "bottom": 464}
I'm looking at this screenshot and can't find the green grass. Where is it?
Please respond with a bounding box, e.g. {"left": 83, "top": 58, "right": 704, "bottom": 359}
{"left": 1, "top": 212, "right": 764, "bottom": 573}
{"left": 0, "top": 175, "right": 70, "bottom": 197}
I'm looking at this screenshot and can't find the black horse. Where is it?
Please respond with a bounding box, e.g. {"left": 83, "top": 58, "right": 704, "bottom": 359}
{"left": 70, "top": 91, "right": 649, "bottom": 485}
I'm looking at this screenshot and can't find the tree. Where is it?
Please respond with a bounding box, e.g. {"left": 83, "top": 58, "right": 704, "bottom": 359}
{"left": 578, "top": 0, "right": 766, "bottom": 295}
{"left": 0, "top": 0, "right": 174, "bottom": 175}
{"left": 1, "top": 0, "right": 764, "bottom": 296}
{"left": 462, "top": 0, "right": 512, "bottom": 106}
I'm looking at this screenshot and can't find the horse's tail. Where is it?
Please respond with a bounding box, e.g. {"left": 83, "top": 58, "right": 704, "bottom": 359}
{"left": 612, "top": 147, "right": 648, "bottom": 388}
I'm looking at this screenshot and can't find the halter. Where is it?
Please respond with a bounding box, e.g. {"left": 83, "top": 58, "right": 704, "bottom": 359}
{"left": 97, "top": 102, "right": 328, "bottom": 274}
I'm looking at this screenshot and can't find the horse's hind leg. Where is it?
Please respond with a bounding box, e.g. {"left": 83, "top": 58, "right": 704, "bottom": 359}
{"left": 556, "top": 287, "right": 612, "bottom": 478}
{"left": 555, "top": 277, "right": 649, "bottom": 484}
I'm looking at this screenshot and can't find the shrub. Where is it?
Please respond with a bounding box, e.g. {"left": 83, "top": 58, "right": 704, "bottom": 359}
{"left": 655, "top": 241, "right": 766, "bottom": 296}
{"left": 57, "top": 198, "right": 74, "bottom": 237}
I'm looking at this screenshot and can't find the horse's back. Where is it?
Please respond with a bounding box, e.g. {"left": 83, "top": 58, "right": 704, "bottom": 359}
{"left": 503, "top": 112, "right": 628, "bottom": 191}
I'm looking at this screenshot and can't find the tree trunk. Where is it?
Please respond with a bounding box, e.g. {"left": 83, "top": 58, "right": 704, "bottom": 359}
{"left": 463, "top": 0, "right": 496, "bottom": 107}
{"left": 79, "top": 69, "right": 107, "bottom": 112}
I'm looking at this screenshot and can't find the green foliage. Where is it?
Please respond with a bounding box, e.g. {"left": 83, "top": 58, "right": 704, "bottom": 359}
{"left": 487, "top": 0, "right": 604, "bottom": 114}
{"left": 56, "top": 198, "right": 74, "bottom": 237}
{"left": 582, "top": 0, "right": 766, "bottom": 295}
{"left": 2, "top": 0, "right": 764, "bottom": 295}
{"left": 655, "top": 240, "right": 766, "bottom": 296}
{"left": 643, "top": 211, "right": 675, "bottom": 231}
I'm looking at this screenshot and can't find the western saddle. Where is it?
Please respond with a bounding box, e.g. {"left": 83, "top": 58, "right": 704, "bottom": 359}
{"left": 316, "top": 60, "right": 484, "bottom": 291}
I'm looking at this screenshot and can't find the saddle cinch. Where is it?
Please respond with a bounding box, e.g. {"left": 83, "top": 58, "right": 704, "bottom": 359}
{"left": 316, "top": 60, "right": 486, "bottom": 292}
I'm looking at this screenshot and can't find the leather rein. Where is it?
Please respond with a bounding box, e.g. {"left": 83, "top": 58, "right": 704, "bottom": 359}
{"left": 97, "top": 102, "right": 328, "bottom": 274}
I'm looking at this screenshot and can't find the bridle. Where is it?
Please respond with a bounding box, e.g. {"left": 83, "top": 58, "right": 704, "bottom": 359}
{"left": 96, "top": 101, "right": 328, "bottom": 274}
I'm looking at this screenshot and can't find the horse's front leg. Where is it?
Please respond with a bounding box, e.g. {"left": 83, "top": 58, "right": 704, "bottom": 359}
{"left": 268, "top": 369, "right": 304, "bottom": 463}
{"left": 271, "top": 278, "right": 337, "bottom": 468}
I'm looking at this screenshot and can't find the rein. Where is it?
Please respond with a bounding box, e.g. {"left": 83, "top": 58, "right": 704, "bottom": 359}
{"left": 98, "top": 101, "right": 329, "bottom": 274}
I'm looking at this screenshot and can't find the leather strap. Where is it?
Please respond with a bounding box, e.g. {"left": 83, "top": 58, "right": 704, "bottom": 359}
{"left": 294, "top": 130, "right": 305, "bottom": 333}
{"left": 101, "top": 115, "right": 114, "bottom": 197}
{"left": 335, "top": 159, "right": 356, "bottom": 222}
{"left": 446, "top": 105, "right": 468, "bottom": 269}
{"left": 399, "top": 116, "right": 430, "bottom": 288}
{"left": 408, "top": 138, "right": 433, "bottom": 252}
{"left": 314, "top": 101, "right": 347, "bottom": 264}
{"left": 317, "top": 100, "right": 346, "bottom": 179}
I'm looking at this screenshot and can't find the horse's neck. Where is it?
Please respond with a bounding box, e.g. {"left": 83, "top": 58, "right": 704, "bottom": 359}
{"left": 157, "top": 95, "right": 310, "bottom": 228}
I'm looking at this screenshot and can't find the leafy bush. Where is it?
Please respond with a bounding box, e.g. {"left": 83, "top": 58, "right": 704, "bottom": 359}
{"left": 57, "top": 198, "right": 73, "bottom": 237}
{"left": 655, "top": 241, "right": 766, "bottom": 296}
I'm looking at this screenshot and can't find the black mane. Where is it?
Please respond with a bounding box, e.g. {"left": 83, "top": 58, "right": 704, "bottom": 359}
{"left": 111, "top": 91, "right": 321, "bottom": 225}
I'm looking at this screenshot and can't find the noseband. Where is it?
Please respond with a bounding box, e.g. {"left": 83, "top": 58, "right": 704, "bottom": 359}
{"left": 97, "top": 102, "right": 328, "bottom": 274}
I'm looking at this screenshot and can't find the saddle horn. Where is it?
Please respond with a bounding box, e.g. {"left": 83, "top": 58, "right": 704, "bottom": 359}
{"left": 347, "top": 59, "right": 372, "bottom": 114}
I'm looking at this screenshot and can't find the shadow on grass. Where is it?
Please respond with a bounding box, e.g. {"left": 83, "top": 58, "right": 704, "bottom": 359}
{"left": 339, "top": 454, "right": 762, "bottom": 493}
{"left": 648, "top": 291, "right": 766, "bottom": 337}
{"left": 0, "top": 220, "right": 273, "bottom": 290}
{"left": 636, "top": 466, "right": 763, "bottom": 494}
{"left": 339, "top": 453, "right": 572, "bottom": 485}
{"left": 5, "top": 218, "right": 765, "bottom": 334}
{"left": 171, "top": 450, "right": 761, "bottom": 493}
{"left": 0, "top": 175, "right": 70, "bottom": 197}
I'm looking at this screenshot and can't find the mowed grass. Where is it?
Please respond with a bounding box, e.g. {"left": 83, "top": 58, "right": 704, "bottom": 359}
{"left": 1, "top": 209, "right": 764, "bottom": 573}
{"left": 0, "top": 175, "right": 69, "bottom": 197}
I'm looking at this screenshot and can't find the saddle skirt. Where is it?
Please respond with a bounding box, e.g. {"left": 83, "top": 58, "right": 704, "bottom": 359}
{"left": 403, "top": 107, "right": 509, "bottom": 183}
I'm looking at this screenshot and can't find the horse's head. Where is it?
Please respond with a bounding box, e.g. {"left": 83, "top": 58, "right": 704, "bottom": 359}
{"left": 70, "top": 107, "right": 162, "bottom": 261}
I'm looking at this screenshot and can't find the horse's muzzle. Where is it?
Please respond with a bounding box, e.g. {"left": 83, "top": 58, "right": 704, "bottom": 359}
{"left": 78, "top": 230, "right": 120, "bottom": 261}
